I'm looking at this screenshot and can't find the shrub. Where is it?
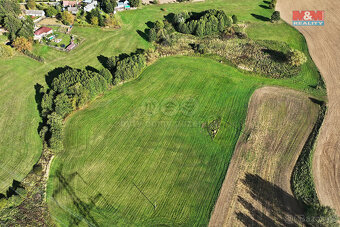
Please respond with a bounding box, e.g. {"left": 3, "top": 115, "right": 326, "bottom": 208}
{"left": 232, "top": 14, "right": 238, "bottom": 24}
{"left": 60, "top": 11, "right": 74, "bottom": 25}
{"left": 287, "top": 49, "right": 307, "bottom": 66}
{"left": 306, "top": 204, "right": 339, "bottom": 226}
{"left": 33, "top": 164, "right": 43, "bottom": 175}
{"left": 0, "top": 197, "right": 7, "bottom": 210}
{"left": 271, "top": 11, "right": 280, "bottom": 22}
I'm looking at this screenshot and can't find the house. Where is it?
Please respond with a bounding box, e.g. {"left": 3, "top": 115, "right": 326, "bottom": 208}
{"left": 84, "top": 1, "right": 98, "bottom": 12}
{"left": 62, "top": 1, "right": 79, "bottom": 7}
{"left": 115, "top": 0, "right": 130, "bottom": 11}
{"left": 68, "top": 7, "right": 79, "bottom": 14}
{"left": 34, "top": 27, "right": 53, "bottom": 40}
{"left": 25, "top": 10, "right": 45, "bottom": 17}
{"left": 83, "top": 0, "right": 93, "bottom": 4}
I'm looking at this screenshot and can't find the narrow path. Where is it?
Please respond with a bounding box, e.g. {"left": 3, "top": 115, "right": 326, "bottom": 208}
{"left": 276, "top": 0, "right": 340, "bottom": 216}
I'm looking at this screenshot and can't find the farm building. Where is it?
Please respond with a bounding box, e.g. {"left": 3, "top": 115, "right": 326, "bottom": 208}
{"left": 25, "top": 10, "right": 45, "bottom": 17}
{"left": 34, "top": 27, "right": 53, "bottom": 40}
{"left": 84, "top": 1, "right": 98, "bottom": 12}
{"left": 67, "top": 7, "right": 79, "bottom": 14}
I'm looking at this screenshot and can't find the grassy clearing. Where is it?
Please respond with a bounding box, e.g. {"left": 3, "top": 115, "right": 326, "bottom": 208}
{"left": 48, "top": 56, "right": 259, "bottom": 226}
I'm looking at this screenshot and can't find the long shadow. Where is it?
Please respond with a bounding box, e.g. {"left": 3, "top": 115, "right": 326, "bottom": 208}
{"left": 259, "top": 4, "right": 271, "bottom": 9}
{"left": 251, "top": 13, "right": 270, "bottom": 21}
{"left": 236, "top": 173, "right": 303, "bottom": 226}
{"left": 85, "top": 65, "right": 99, "bottom": 73}
{"left": 97, "top": 55, "right": 109, "bottom": 69}
{"left": 137, "top": 29, "right": 149, "bottom": 42}
{"left": 263, "top": 0, "right": 270, "bottom": 3}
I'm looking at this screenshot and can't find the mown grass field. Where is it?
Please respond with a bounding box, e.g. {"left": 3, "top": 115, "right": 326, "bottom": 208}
{"left": 0, "top": 0, "right": 325, "bottom": 223}
{"left": 47, "top": 54, "right": 324, "bottom": 226}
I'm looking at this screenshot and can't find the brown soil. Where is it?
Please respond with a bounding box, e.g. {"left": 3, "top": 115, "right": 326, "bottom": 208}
{"left": 276, "top": 0, "right": 340, "bottom": 216}
{"left": 209, "top": 86, "right": 320, "bottom": 226}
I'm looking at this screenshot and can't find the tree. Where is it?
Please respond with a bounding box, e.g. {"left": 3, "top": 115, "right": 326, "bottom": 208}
{"left": 305, "top": 205, "right": 339, "bottom": 226}
{"left": 3, "top": 15, "right": 22, "bottom": 40}
{"left": 232, "top": 14, "right": 238, "bottom": 24}
{"left": 54, "top": 93, "right": 73, "bottom": 117}
{"left": 90, "top": 16, "right": 98, "bottom": 25}
{"left": 101, "top": 0, "right": 117, "bottom": 14}
{"left": 12, "top": 36, "right": 32, "bottom": 52}
{"left": 60, "top": 11, "right": 74, "bottom": 25}
{"left": 99, "top": 68, "right": 113, "bottom": 84}
{"left": 47, "top": 112, "right": 64, "bottom": 152}
{"left": 0, "top": 0, "right": 21, "bottom": 24}
{"left": 129, "top": 0, "right": 141, "bottom": 7}
{"left": 0, "top": 43, "right": 14, "bottom": 58}
{"left": 271, "top": 11, "right": 280, "bottom": 22}
{"left": 147, "top": 28, "right": 157, "bottom": 42}
{"left": 45, "top": 7, "right": 58, "bottom": 17}
{"left": 195, "top": 21, "right": 204, "bottom": 37}
{"left": 287, "top": 49, "right": 307, "bottom": 66}
{"left": 27, "top": 0, "right": 36, "bottom": 10}
{"left": 17, "top": 17, "right": 34, "bottom": 39}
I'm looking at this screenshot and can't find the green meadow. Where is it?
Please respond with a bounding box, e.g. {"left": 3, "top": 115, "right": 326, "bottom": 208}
{"left": 0, "top": 0, "right": 325, "bottom": 225}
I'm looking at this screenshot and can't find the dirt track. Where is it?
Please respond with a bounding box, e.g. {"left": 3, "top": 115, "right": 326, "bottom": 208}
{"left": 209, "top": 87, "right": 320, "bottom": 226}
{"left": 276, "top": 0, "right": 340, "bottom": 216}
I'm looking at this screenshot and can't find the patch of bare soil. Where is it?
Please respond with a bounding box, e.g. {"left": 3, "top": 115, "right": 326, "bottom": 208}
{"left": 276, "top": 0, "right": 340, "bottom": 216}
{"left": 209, "top": 86, "right": 320, "bottom": 226}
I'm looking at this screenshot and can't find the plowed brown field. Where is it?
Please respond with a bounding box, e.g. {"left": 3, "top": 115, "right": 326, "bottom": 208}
{"left": 209, "top": 87, "right": 320, "bottom": 226}
{"left": 277, "top": 0, "right": 340, "bottom": 216}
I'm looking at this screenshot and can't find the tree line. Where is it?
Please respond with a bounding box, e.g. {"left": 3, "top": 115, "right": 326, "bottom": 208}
{"left": 170, "top": 9, "right": 234, "bottom": 37}
{"left": 38, "top": 51, "right": 146, "bottom": 152}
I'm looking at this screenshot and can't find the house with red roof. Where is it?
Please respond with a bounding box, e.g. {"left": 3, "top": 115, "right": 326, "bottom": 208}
{"left": 34, "top": 27, "right": 53, "bottom": 40}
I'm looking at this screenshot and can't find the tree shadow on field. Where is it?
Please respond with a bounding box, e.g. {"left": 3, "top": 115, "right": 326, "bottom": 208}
{"left": 251, "top": 13, "right": 270, "bottom": 21}
{"left": 137, "top": 29, "right": 149, "bottom": 42}
{"left": 259, "top": 4, "right": 271, "bottom": 9}
{"left": 85, "top": 65, "right": 99, "bottom": 73}
{"left": 97, "top": 55, "right": 110, "bottom": 69}
{"left": 235, "top": 173, "right": 304, "bottom": 227}
{"left": 45, "top": 66, "right": 72, "bottom": 87}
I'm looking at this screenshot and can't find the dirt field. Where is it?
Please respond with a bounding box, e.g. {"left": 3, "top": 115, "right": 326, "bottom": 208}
{"left": 209, "top": 86, "right": 320, "bottom": 226}
{"left": 276, "top": 0, "right": 340, "bottom": 216}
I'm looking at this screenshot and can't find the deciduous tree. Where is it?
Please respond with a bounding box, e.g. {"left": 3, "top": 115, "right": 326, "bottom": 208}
{"left": 12, "top": 36, "right": 32, "bottom": 52}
